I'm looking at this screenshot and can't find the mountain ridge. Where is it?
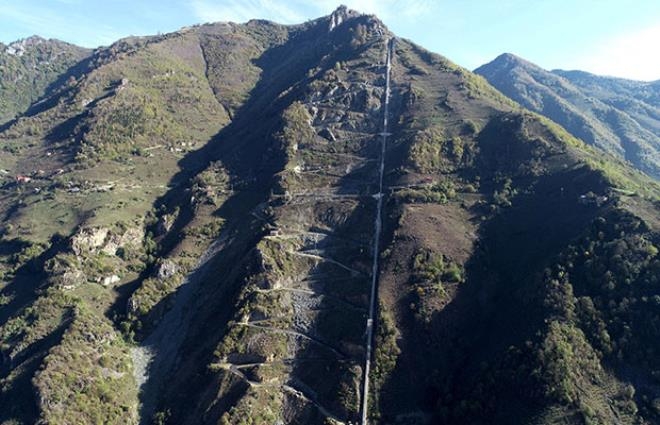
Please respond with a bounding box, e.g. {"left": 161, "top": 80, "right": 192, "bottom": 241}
{"left": 0, "top": 35, "right": 91, "bottom": 125}
{"left": 0, "top": 7, "right": 659, "bottom": 425}
{"left": 475, "top": 53, "right": 660, "bottom": 180}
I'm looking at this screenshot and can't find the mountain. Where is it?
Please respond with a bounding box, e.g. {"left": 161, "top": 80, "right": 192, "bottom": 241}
{"left": 1, "top": 7, "right": 660, "bottom": 425}
{"left": 475, "top": 53, "right": 660, "bottom": 180}
{"left": 0, "top": 36, "right": 91, "bottom": 125}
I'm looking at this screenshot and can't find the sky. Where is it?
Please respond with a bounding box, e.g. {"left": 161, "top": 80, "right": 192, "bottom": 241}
{"left": 0, "top": 0, "right": 659, "bottom": 81}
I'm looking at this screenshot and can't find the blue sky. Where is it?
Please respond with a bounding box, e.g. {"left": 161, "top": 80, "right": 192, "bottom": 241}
{"left": 1, "top": 0, "right": 659, "bottom": 80}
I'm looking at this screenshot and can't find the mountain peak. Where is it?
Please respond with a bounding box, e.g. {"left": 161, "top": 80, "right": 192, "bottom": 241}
{"left": 13, "top": 34, "right": 46, "bottom": 44}
{"left": 476, "top": 52, "right": 660, "bottom": 179}
{"left": 488, "top": 52, "right": 537, "bottom": 70}
{"left": 495, "top": 52, "right": 521, "bottom": 61}
{"left": 474, "top": 52, "right": 546, "bottom": 84}
{"left": 328, "top": 4, "right": 363, "bottom": 30}
{"left": 5, "top": 35, "right": 46, "bottom": 56}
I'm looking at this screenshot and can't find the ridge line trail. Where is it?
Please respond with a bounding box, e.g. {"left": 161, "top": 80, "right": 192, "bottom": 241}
{"left": 360, "top": 37, "right": 394, "bottom": 425}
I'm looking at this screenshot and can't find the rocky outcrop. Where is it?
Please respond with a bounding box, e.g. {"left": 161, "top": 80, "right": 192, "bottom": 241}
{"left": 59, "top": 269, "right": 85, "bottom": 290}
{"left": 103, "top": 227, "right": 143, "bottom": 255}
{"left": 328, "top": 5, "right": 361, "bottom": 31}
{"left": 71, "top": 227, "right": 110, "bottom": 256}
{"left": 156, "top": 259, "right": 178, "bottom": 280}
{"left": 47, "top": 226, "right": 145, "bottom": 290}
{"left": 101, "top": 275, "right": 121, "bottom": 287}
{"left": 71, "top": 226, "right": 143, "bottom": 256}
{"left": 156, "top": 215, "right": 174, "bottom": 236}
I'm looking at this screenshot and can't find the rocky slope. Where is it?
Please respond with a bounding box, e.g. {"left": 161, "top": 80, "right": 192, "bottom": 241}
{"left": 475, "top": 53, "right": 660, "bottom": 180}
{"left": 0, "top": 7, "right": 659, "bottom": 425}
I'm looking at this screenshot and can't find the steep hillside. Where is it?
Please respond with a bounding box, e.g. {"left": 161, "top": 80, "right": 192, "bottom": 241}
{"left": 475, "top": 53, "right": 660, "bottom": 180}
{"left": 0, "top": 25, "right": 231, "bottom": 424}
{"left": 556, "top": 70, "right": 660, "bottom": 137}
{"left": 0, "top": 36, "right": 91, "bottom": 125}
{"left": 1, "top": 7, "right": 659, "bottom": 425}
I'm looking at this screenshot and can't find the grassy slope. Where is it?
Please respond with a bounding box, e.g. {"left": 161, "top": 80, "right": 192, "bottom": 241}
{"left": 0, "top": 37, "right": 91, "bottom": 125}
{"left": 0, "top": 28, "right": 231, "bottom": 424}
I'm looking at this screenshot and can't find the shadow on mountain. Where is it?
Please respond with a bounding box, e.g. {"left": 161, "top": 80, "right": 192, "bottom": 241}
{"left": 286, "top": 198, "right": 375, "bottom": 424}
{"left": 0, "top": 310, "right": 72, "bottom": 424}
{"left": 0, "top": 233, "right": 70, "bottom": 325}
{"left": 125, "top": 17, "right": 379, "bottom": 424}
{"left": 23, "top": 55, "right": 96, "bottom": 119}
{"left": 377, "top": 164, "right": 609, "bottom": 423}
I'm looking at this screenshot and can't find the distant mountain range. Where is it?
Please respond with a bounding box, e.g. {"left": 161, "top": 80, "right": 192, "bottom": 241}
{"left": 475, "top": 53, "right": 660, "bottom": 179}
{"left": 0, "top": 7, "right": 659, "bottom": 425}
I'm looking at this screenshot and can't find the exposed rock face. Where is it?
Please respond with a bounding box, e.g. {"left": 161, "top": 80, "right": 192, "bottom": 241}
{"left": 5, "top": 35, "right": 45, "bottom": 56}
{"left": 71, "top": 227, "right": 110, "bottom": 256}
{"left": 328, "top": 5, "right": 361, "bottom": 31}
{"left": 59, "top": 269, "right": 85, "bottom": 290}
{"left": 102, "top": 275, "right": 121, "bottom": 286}
{"left": 101, "top": 227, "right": 143, "bottom": 255}
{"left": 71, "top": 226, "right": 143, "bottom": 256}
{"left": 156, "top": 215, "right": 174, "bottom": 236}
{"left": 156, "top": 260, "right": 178, "bottom": 280}
{"left": 127, "top": 297, "right": 140, "bottom": 316}
{"left": 52, "top": 226, "right": 143, "bottom": 290}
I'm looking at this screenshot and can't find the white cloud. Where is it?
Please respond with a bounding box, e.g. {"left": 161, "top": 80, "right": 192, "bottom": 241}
{"left": 569, "top": 23, "right": 660, "bottom": 81}
{"left": 190, "top": 0, "right": 434, "bottom": 24}
{"left": 190, "top": 0, "right": 306, "bottom": 24}
{"left": 0, "top": 2, "right": 124, "bottom": 47}
{"left": 0, "top": 3, "right": 54, "bottom": 32}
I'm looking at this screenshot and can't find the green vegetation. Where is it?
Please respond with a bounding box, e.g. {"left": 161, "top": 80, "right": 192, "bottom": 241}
{"left": 476, "top": 53, "right": 660, "bottom": 180}
{"left": 506, "top": 210, "right": 658, "bottom": 421}
{"left": 369, "top": 305, "right": 400, "bottom": 420}
{"left": 535, "top": 321, "right": 603, "bottom": 404}
{"left": 218, "top": 387, "right": 282, "bottom": 425}
{"left": 0, "top": 37, "right": 90, "bottom": 124}
{"left": 492, "top": 176, "right": 517, "bottom": 207}
{"left": 406, "top": 249, "right": 464, "bottom": 323}
{"left": 408, "top": 126, "right": 445, "bottom": 173}
{"left": 0, "top": 289, "right": 74, "bottom": 364}
{"left": 0, "top": 27, "right": 233, "bottom": 425}
{"left": 557, "top": 212, "right": 660, "bottom": 369}
{"left": 34, "top": 305, "right": 138, "bottom": 424}
{"left": 460, "top": 71, "right": 519, "bottom": 108}
{"left": 533, "top": 113, "right": 660, "bottom": 199}
{"left": 412, "top": 249, "right": 463, "bottom": 286}
{"left": 75, "top": 35, "right": 227, "bottom": 165}
{"left": 395, "top": 181, "right": 456, "bottom": 204}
